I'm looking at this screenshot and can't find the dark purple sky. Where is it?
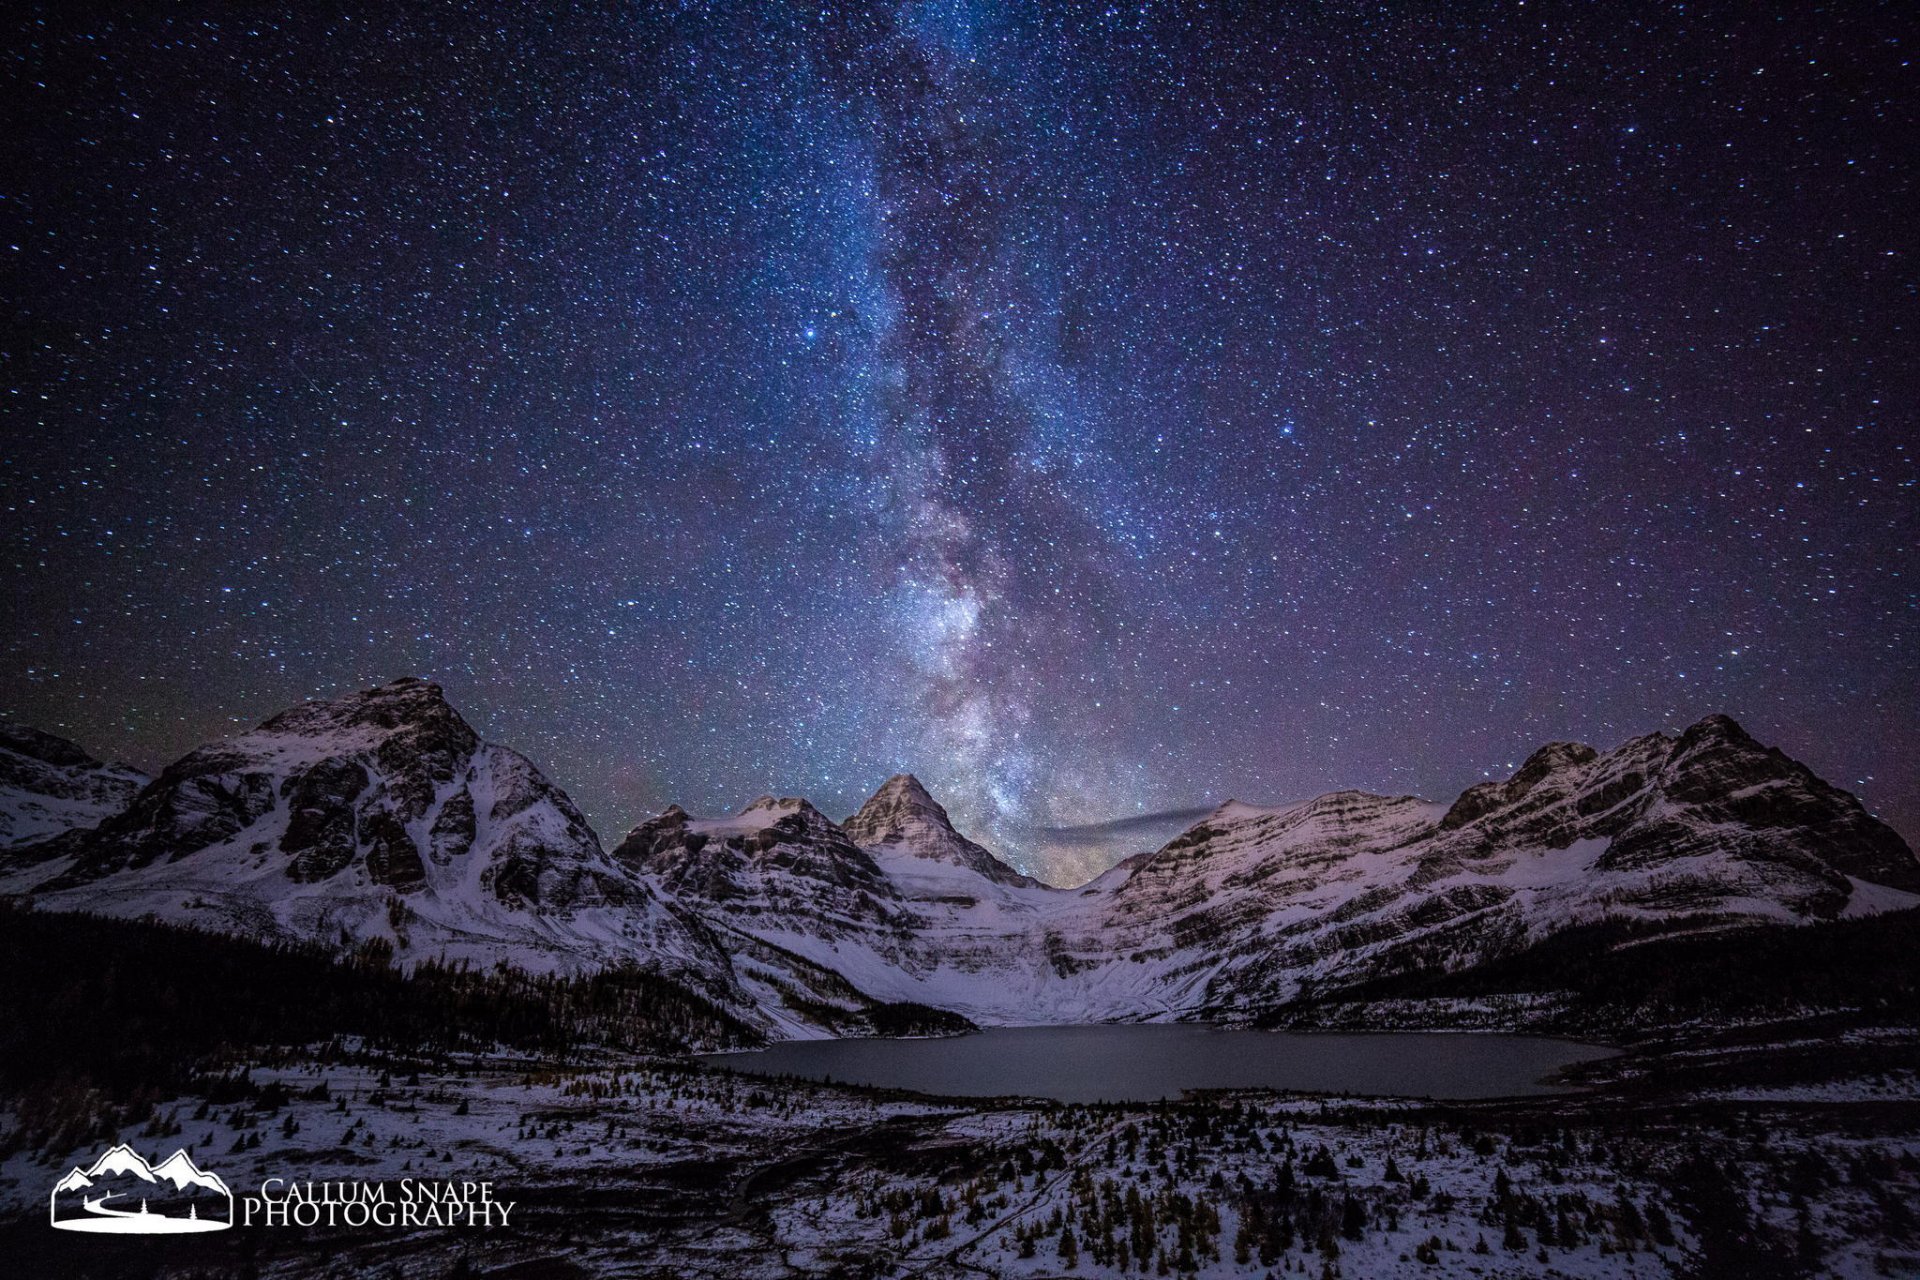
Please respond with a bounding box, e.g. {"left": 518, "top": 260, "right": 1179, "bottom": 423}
{"left": 4, "top": 2, "right": 1914, "bottom": 880}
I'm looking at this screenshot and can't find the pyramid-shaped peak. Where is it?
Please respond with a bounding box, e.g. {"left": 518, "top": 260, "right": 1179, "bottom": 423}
{"left": 876, "top": 773, "right": 935, "bottom": 800}
{"left": 843, "top": 774, "right": 1037, "bottom": 887}
{"left": 845, "top": 773, "right": 960, "bottom": 839}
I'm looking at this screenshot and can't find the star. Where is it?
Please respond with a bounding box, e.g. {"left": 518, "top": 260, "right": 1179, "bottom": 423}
{"left": 2, "top": 2, "right": 1914, "bottom": 882}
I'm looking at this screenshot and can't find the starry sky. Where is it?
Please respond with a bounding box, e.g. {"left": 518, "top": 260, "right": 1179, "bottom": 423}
{"left": 4, "top": 2, "right": 1915, "bottom": 884}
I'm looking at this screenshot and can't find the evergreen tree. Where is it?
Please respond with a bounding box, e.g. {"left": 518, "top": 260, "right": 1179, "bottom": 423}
{"left": 1340, "top": 1193, "right": 1366, "bottom": 1241}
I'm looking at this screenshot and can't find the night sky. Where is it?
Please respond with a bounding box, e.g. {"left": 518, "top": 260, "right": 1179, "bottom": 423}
{"left": 5, "top": 3, "right": 1915, "bottom": 883}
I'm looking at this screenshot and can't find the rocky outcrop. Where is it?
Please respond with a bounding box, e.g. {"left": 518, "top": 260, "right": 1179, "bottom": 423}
{"left": 5, "top": 693, "right": 1914, "bottom": 1037}
{"left": 0, "top": 720, "right": 147, "bottom": 849}
{"left": 0, "top": 680, "right": 690, "bottom": 989}
{"left": 842, "top": 773, "right": 1040, "bottom": 887}
{"left": 614, "top": 795, "right": 907, "bottom": 931}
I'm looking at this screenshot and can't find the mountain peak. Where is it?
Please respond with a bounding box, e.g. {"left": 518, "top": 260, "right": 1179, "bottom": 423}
{"left": 874, "top": 772, "right": 934, "bottom": 801}
{"left": 1677, "top": 712, "right": 1754, "bottom": 748}
{"left": 0, "top": 718, "right": 149, "bottom": 850}
{"left": 15, "top": 677, "right": 638, "bottom": 919}
{"left": 843, "top": 773, "right": 1038, "bottom": 887}
{"left": 1440, "top": 738, "right": 1602, "bottom": 831}
{"left": 846, "top": 774, "right": 954, "bottom": 834}
{"left": 254, "top": 676, "right": 468, "bottom": 744}
{"left": 1650, "top": 714, "right": 1920, "bottom": 891}
{"left": 0, "top": 719, "right": 106, "bottom": 770}
{"left": 740, "top": 795, "right": 826, "bottom": 821}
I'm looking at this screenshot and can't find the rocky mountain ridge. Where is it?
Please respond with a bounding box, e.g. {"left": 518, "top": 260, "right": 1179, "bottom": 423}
{"left": 4, "top": 679, "right": 1914, "bottom": 1037}
{"left": 0, "top": 720, "right": 147, "bottom": 851}
{"left": 0, "top": 681, "right": 936, "bottom": 1039}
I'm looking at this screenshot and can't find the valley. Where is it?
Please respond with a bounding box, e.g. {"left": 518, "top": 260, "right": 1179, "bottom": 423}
{"left": 2, "top": 678, "right": 1915, "bottom": 1039}
{"left": 1, "top": 679, "right": 1917, "bottom": 1277}
{"left": 3, "top": 1018, "right": 1916, "bottom": 1278}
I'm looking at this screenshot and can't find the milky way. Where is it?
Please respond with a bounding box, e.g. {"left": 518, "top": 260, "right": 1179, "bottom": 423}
{"left": 4, "top": 3, "right": 1915, "bottom": 882}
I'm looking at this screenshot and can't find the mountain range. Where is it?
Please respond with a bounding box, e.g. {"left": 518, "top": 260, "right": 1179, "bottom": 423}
{"left": 3, "top": 678, "right": 1915, "bottom": 1038}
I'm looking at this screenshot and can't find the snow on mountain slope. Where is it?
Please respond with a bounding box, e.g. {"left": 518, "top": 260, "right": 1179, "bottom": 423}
{"left": 842, "top": 774, "right": 1041, "bottom": 888}
{"left": 618, "top": 717, "right": 1919, "bottom": 1027}
{"left": 606, "top": 794, "right": 966, "bottom": 1035}
{"left": 611, "top": 785, "right": 1126, "bottom": 1024}
{"left": 602, "top": 785, "right": 1447, "bottom": 1025}
{"left": 0, "top": 680, "right": 783, "bottom": 1024}
{"left": 4, "top": 689, "right": 1914, "bottom": 1037}
{"left": 0, "top": 720, "right": 146, "bottom": 849}
{"left": 1113, "top": 715, "right": 1920, "bottom": 1018}
{"left": 0, "top": 681, "right": 978, "bottom": 1039}
{"left": 615, "top": 795, "right": 900, "bottom": 925}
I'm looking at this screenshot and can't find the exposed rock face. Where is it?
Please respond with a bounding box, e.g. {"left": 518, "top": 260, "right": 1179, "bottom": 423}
{"left": 8, "top": 678, "right": 637, "bottom": 911}
{"left": 1606, "top": 715, "right": 1920, "bottom": 893}
{"left": 608, "top": 796, "right": 1010, "bottom": 1034}
{"left": 607, "top": 719, "right": 1917, "bottom": 1026}
{"left": 1439, "top": 740, "right": 1609, "bottom": 836}
{"left": 0, "top": 679, "right": 677, "bottom": 970}
{"left": 0, "top": 720, "right": 147, "bottom": 849}
{"left": 842, "top": 774, "right": 1040, "bottom": 887}
{"left": 1134, "top": 715, "right": 1920, "bottom": 1017}
{"left": 4, "top": 694, "right": 1914, "bottom": 1037}
{"left": 0, "top": 682, "right": 947, "bottom": 1040}
{"left": 614, "top": 795, "right": 905, "bottom": 931}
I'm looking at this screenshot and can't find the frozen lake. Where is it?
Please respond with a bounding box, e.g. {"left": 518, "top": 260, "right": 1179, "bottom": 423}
{"left": 699, "top": 1024, "right": 1616, "bottom": 1103}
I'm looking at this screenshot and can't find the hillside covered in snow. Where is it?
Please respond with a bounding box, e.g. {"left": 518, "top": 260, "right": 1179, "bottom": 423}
{"left": 2, "top": 679, "right": 1914, "bottom": 1038}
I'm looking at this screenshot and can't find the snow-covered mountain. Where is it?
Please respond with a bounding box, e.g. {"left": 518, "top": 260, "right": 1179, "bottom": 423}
{"left": 3, "top": 682, "right": 1914, "bottom": 1037}
{"left": 607, "top": 713, "right": 1920, "bottom": 1026}
{"left": 842, "top": 774, "right": 1041, "bottom": 888}
{"left": 0, "top": 679, "right": 967, "bottom": 1039}
{"left": 1, "top": 680, "right": 658, "bottom": 956}
{"left": 3, "top": 680, "right": 649, "bottom": 928}
{"left": 1090, "top": 714, "right": 1920, "bottom": 1019}
{"left": 0, "top": 720, "right": 147, "bottom": 850}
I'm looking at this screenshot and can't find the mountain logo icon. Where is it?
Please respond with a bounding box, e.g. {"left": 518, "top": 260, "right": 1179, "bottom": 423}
{"left": 50, "top": 1143, "right": 233, "bottom": 1234}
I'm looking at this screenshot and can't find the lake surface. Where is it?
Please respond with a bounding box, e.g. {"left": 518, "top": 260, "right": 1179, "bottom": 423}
{"left": 698, "top": 1025, "right": 1615, "bottom": 1103}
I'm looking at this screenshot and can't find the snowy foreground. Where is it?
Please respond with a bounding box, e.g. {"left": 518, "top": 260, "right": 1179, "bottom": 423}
{"left": 3, "top": 1035, "right": 1917, "bottom": 1279}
